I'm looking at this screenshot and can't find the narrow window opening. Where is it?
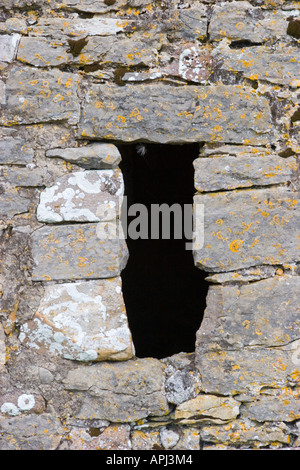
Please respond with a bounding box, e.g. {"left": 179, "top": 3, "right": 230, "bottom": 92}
{"left": 119, "top": 143, "right": 208, "bottom": 359}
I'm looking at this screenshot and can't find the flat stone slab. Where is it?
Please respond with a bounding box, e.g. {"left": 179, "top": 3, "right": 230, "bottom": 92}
{"left": 78, "top": 83, "right": 272, "bottom": 144}
{"left": 46, "top": 143, "right": 121, "bottom": 169}
{"left": 19, "top": 278, "right": 134, "bottom": 362}
{"left": 37, "top": 169, "right": 123, "bottom": 223}
{"left": 200, "top": 420, "right": 290, "bottom": 448}
{"left": 194, "top": 154, "right": 297, "bottom": 192}
{"left": 193, "top": 187, "right": 300, "bottom": 272}
{"left": 175, "top": 394, "right": 240, "bottom": 424}
{"left": 1, "top": 66, "right": 80, "bottom": 126}
{"left": 31, "top": 223, "right": 128, "bottom": 281}
{"left": 196, "top": 275, "right": 300, "bottom": 394}
{"left": 63, "top": 358, "right": 169, "bottom": 422}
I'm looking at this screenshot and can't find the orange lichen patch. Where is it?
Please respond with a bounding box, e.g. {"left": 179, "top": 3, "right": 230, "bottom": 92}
{"left": 229, "top": 239, "right": 244, "bottom": 252}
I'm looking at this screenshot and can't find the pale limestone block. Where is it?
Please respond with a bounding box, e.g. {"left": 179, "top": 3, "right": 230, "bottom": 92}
{"left": 37, "top": 169, "right": 123, "bottom": 223}
{"left": 19, "top": 278, "right": 134, "bottom": 362}
{"left": 0, "top": 34, "right": 20, "bottom": 62}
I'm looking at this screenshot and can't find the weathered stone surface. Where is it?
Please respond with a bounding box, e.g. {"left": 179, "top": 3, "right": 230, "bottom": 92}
{"left": 193, "top": 187, "right": 299, "bottom": 272}
{"left": 163, "top": 353, "right": 201, "bottom": 405}
{"left": 31, "top": 223, "right": 128, "bottom": 281}
{"left": 37, "top": 169, "right": 123, "bottom": 223}
{"left": 79, "top": 84, "right": 272, "bottom": 144}
{"left": 74, "top": 35, "right": 158, "bottom": 67}
{"left": 197, "top": 346, "right": 300, "bottom": 396}
{"left": 205, "top": 265, "right": 278, "bottom": 284}
{"left": 196, "top": 276, "right": 300, "bottom": 394}
{"left": 197, "top": 276, "right": 300, "bottom": 350}
{"left": 57, "top": 0, "right": 126, "bottom": 13}
{"left": 20, "top": 278, "right": 133, "bottom": 362}
{"left": 0, "top": 34, "right": 20, "bottom": 62}
{"left": 200, "top": 419, "right": 290, "bottom": 448}
{"left": 0, "top": 190, "right": 32, "bottom": 218}
{"left": 17, "top": 34, "right": 158, "bottom": 68}
{"left": 17, "top": 37, "right": 71, "bottom": 67}
{"left": 176, "top": 7, "right": 208, "bottom": 41}
{"left": 175, "top": 395, "right": 240, "bottom": 424}
{"left": 131, "top": 429, "right": 161, "bottom": 450}
{"left": 2, "top": 167, "right": 45, "bottom": 187}
{"left": 0, "top": 137, "right": 34, "bottom": 165}
{"left": 161, "top": 44, "right": 214, "bottom": 84}
{"left": 2, "top": 67, "right": 80, "bottom": 126}
{"left": 200, "top": 143, "right": 274, "bottom": 158}
{"left": 46, "top": 143, "right": 121, "bottom": 169}
{"left": 0, "top": 17, "right": 27, "bottom": 34}
{"left": 63, "top": 358, "right": 169, "bottom": 422}
{"left": 68, "top": 425, "right": 132, "bottom": 450}
{"left": 173, "top": 428, "right": 200, "bottom": 450}
{"left": 209, "top": 1, "right": 288, "bottom": 42}
{"left": 0, "top": 392, "right": 46, "bottom": 416}
{"left": 213, "top": 42, "right": 300, "bottom": 86}
{"left": 28, "top": 17, "right": 130, "bottom": 38}
{"left": 160, "top": 428, "right": 180, "bottom": 449}
{"left": 244, "top": 389, "right": 300, "bottom": 422}
{"left": 194, "top": 154, "right": 297, "bottom": 192}
{"left": 0, "top": 81, "right": 5, "bottom": 106}
{"left": 0, "top": 324, "right": 5, "bottom": 366}
{"left": 0, "top": 414, "right": 64, "bottom": 450}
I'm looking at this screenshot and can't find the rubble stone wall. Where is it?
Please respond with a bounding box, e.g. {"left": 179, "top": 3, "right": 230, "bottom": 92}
{"left": 0, "top": 0, "right": 299, "bottom": 450}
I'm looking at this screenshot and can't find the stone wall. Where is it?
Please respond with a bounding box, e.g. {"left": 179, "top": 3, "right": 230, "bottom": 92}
{"left": 0, "top": 0, "right": 299, "bottom": 451}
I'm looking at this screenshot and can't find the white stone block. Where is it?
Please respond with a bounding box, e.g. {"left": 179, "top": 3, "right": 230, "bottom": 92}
{"left": 0, "top": 34, "right": 20, "bottom": 62}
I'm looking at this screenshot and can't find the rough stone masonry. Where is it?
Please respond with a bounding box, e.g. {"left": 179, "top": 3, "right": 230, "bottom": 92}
{"left": 0, "top": 0, "right": 299, "bottom": 450}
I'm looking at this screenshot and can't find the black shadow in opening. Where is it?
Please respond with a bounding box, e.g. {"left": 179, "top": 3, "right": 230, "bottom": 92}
{"left": 119, "top": 143, "right": 208, "bottom": 359}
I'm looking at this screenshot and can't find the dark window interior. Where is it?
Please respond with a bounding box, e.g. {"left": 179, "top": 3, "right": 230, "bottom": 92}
{"left": 118, "top": 143, "right": 208, "bottom": 359}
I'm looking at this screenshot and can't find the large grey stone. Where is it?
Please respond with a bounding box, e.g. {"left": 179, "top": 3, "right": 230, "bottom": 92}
{"left": 2, "top": 167, "right": 45, "bottom": 187}
{"left": 45, "top": 143, "right": 121, "bottom": 169}
{"left": 0, "top": 414, "right": 64, "bottom": 450}
{"left": 63, "top": 358, "right": 169, "bottom": 422}
{"left": 0, "top": 190, "right": 32, "bottom": 219}
{"left": 0, "top": 137, "right": 34, "bottom": 165}
{"left": 79, "top": 84, "right": 272, "bottom": 144}
{"left": 213, "top": 43, "right": 300, "bottom": 86}
{"left": 193, "top": 187, "right": 299, "bottom": 272}
{"left": 196, "top": 276, "right": 300, "bottom": 394}
{"left": 197, "top": 276, "right": 300, "bottom": 350}
{"left": 17, "top": 37, "right": 71, "bottom": 67}
{"left": 176, "top": 7, "right": 208, "bottom": 41}
{"left": 200, "top": 420, "right": 290, "bottom": 448}
{"left": 194, "top": 154, "right": 297, "bottom": 192}
{"left": 19, "top": 278, "right": 134, "bottom": 362}
{"left": 17, "top": 34, "right": 157, "bottom": 68}
{"left": 209, "top": 1, "right": 287, "bottom": 42}
{"left": 244, "top": 390, "right": 300, "bottom": 422}
{"left": 37, "top": 169, "right": 123, "bottom": 223}
{"left": 31, "top": 223, "right": 128, "bottom": 282}
{"left": 196, "top": 341, "right": 299, "bottom": 396}
{"left": 1, "top": 67, "right": 80, "bottom": 126}
{"left": 75, "top": 35, "right": 158, "bottom": 67}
